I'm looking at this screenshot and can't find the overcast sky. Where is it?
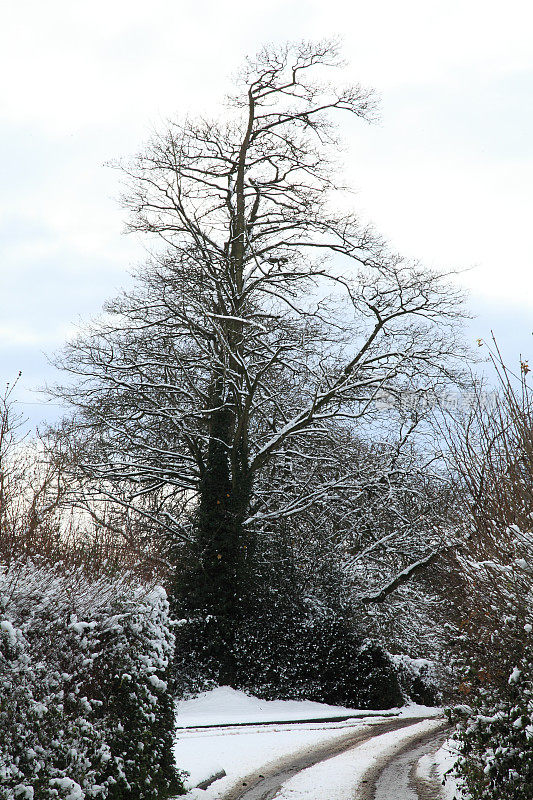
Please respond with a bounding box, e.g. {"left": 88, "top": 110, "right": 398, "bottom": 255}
{"left": 1, "top": 0, "right": 532, "bottom": 425}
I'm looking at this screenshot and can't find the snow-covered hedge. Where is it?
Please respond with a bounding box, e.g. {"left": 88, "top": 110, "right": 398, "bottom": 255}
{"left": 0, "top": 561, "right": 183, "bottom": 800}
{"left": 450, "top": 636, "right": 533, "bottom": 799}
{"left": 389, "top": 654, "right": 442, "bottom": 706}
{"left": 172, "top": 525, "right": 407, "bottom": 709}
{"left": 173, "top": 609, "right": 404, "bottom": 709}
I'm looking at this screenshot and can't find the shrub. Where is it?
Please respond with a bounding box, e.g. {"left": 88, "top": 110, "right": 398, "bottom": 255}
{"left": 173, "top": 606, "right": 404, "bottom": 709}
{"left": 450, "top": 644, "right": 533, "bottom": 800}
{"left": 443, "top": 344, "right": 533, "bottom": 797}
{"left": 0, "top": 561, "right": 183, "bottom": 800}
{"left": 390, "top": 654, "right": 442, "bottom": 706}
{"left": 172, "top": 524, "right": 405, "bottom": 709}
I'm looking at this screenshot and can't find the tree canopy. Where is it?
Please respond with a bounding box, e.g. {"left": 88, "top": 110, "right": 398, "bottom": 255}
{"left": 53, "top": 41, "right": 467, "bottom": 665}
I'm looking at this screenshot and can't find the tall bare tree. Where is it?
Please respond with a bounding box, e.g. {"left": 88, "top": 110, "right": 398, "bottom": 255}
{"left": 54, "top": 40, "right": 466, "bottom": 658}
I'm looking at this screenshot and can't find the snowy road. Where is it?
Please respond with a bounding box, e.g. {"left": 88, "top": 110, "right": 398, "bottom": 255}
{"left": 359, "top": 722, "right": 450, "bottom": 800}
{"left": 219, "top": 718, "right": 450, "bottom": 800}
{"left": 174, "top": 688, "right": 455, "bottom": 799}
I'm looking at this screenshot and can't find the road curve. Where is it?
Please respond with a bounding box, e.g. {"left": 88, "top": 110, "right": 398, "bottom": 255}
{"left": 357, "top": 721, "right": 449, "bottom": 800}
{"left": 220, "top": 717, "right": 445, "bottom": 800}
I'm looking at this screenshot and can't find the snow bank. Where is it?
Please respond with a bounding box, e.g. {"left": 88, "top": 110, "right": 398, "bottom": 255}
{"left": 176, "top": 686, "right": 440, "bottom": 729}
{"left": 433, "top": 740, "right": 463, "bottom": 800}
{"left": 176, "top": 685, "right": 377, "bottom": 727}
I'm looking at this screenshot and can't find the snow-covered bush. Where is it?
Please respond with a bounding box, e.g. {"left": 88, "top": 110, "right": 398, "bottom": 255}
{"left": 390, "top": 654, "right": 442, "bottom": 706}
{"left": 0, "top": 561, "right": 183, "bottom": 800}
{"left": 233, "top": 610, "right": 405, "bottom": 709}
{"left": 173, "top": 599, "right": 404, "bottom": 710}
{"left": 173, "top": 612, "right": 405, "bottom": 709}
{"left": 450, "top": 639, "right": 533, "bottom": 800}
{"left": 173, "top": 520, "right": 407, "bottom": 709}
{"left": 443, "top": 348, "right": 533, "bottom": 798}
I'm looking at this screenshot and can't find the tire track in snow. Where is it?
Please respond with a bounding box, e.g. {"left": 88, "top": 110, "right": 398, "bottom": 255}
{"left": 358, "top": 722, "right": 450, "bottom": 800}
{"left": 220, "top": 717, "right": 440, "bottom": 800}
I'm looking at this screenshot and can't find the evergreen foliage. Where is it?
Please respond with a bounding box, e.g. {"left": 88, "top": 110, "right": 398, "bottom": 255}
{"left": 173, "top": 608, "right": 403, "bottom": 709}
{"left": 390, "top": 654, "right": 441, "bottom": 707}
{"left": 0, "top": 562, "right": 183, "bottom": 800}
{"left": 450, "top": 643, "right": 533, "bottom": 800}
{"left": 173, "top": 529, "right": 404, "bottom": 708}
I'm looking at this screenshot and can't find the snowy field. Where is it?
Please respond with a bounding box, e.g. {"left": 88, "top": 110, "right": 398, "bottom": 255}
{"left": 173, "top": 687, "right": 447, "bottom": 799}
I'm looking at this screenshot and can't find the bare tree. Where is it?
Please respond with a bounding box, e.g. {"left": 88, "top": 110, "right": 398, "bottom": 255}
{"left": 441, "top": 341, "right": 533, "bottom": 692}
{"left": 0, "top": 374, "right": 67, "bottom": 563}
{"left": 53, "top": 40, "right": 466, "bottom": 647}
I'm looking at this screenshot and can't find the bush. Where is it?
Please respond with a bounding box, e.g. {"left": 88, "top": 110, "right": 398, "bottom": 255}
{"left": 449, "top": 627, "right": 533, "bottom": 800}
{"left": 173, "top": 606, "right": 404, "bottom": 709}
{"left": 172, "top": 523, "right": 405, "bottom": 709}
{"left": 443, "top": 345, "right": 533, "bottom": 797}
{"left": 233, "top": 610, "right": 404, "bottom": 709}
{"left": 0, "top": 561, "right": 183, "bottom": 800}
{"left": 390, "top": 654, "right": 441, "bottom": 706}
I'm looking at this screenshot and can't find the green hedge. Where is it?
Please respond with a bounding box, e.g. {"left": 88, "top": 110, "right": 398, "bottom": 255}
{"left": 173, "top": 607, "right": 404, "bottom": 709}
{"left": 450, "top": 642, "right": 533, "bottom": 799}
{"left": 0, "top": 562, "right": 183, "bottom": 800}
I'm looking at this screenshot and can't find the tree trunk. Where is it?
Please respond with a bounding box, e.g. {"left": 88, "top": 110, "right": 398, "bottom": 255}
{"left": 172, "top": 384, "right": 252, "bottom": 684}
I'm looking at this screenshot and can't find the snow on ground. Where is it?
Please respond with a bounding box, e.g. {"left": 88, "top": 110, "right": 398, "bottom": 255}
{"left": 175, "top": 717, "right": 372, "bottom": 796}
{"left": 433, "top": 739, "right": 463, "bottom": 799}
{"left": 177, "top": 685, "right": 380, "bottom": 727}
{"left": 173, "top": 686, "right": 442, "bottom": 797}
{"left": 273, "top": 718, "right": 443, "bottom": 800}
{"left": 175, "top": 685, "right": 440, "bottom": 728}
